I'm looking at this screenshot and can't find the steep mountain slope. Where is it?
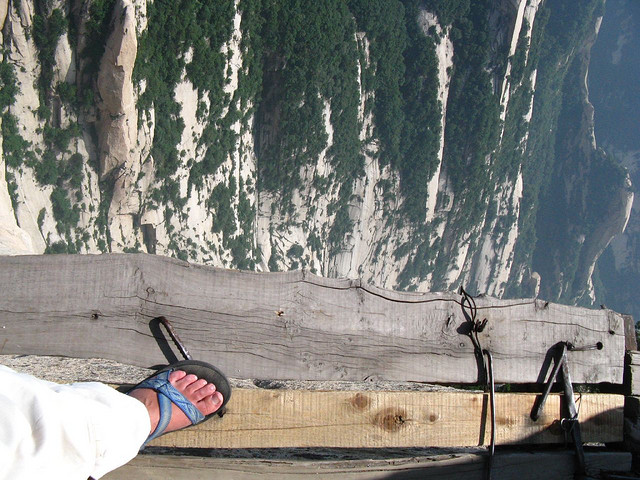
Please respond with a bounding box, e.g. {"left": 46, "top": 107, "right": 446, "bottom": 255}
{"left": 0, "top": 0, "right": 631, "bottom": 306}
{"left": 589, "top": 0, "right": 640, "bottom": 319}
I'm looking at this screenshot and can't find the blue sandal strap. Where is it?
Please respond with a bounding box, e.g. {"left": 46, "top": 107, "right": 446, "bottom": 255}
{"left": 144, "top": 392, "right": 172, "bottom": 445}
{"left": 132, "top": 369, "right": 205, "bottom": 446}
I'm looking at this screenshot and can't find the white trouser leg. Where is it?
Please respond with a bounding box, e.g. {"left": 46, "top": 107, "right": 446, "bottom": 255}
{"left": 0, "top": 365, "right": 150, "bottom": 480}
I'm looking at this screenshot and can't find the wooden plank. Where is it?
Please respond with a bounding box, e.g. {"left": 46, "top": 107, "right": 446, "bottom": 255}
{"left": 624, "top": 315, "right": 637, "bottom": 351}
{"left": 0, "top": 355, "right": 623, "bottom": 449}
{"left": 148, "top": 389, "right": 623, "bottom": 448}
{"left": 627, "top": 351, "right": 640, "bottom": 396}
{"left": 104, "top": 452, "right": 632, "bottom": 480}
{"left": 0, "top": 254, "right": 625, "bottom": 384}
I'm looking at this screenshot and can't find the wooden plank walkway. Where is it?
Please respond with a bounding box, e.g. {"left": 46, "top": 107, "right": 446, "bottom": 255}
{"left": 0, "top": 254, "right": 625, "bottom": 384}
{"left": 149, "top": 389, "right": 623, "bottom": 448}
{"left": 0, "top": 354, "right": 624, "bottom": 449}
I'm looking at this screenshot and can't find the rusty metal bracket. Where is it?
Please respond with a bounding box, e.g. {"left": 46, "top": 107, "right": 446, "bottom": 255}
{"left": 157, "top": 315, "right": 193, "bottom": 361}
{"left": 530, "top": 341, "right": 604, "bottom": 480}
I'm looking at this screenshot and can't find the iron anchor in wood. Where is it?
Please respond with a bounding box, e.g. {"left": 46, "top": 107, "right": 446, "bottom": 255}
{"left": 156, "top": 316, "right": 229, "bottom": 418}
{"left": 531, "top": 341, "right": 603, "bottom": 479}
{"left": 158, "top": 315, "right": 193, "bottom": 361}
{"left": 459, "top": 286, "right": 495, "bottom": 480}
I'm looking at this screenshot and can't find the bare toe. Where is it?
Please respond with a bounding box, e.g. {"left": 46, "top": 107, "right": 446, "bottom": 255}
{"left": 199, "top": 391, "right": 224, "bottom": 414}
{"left": 192, "top": 383, "right": 216, "bottom": 402}
{"left": 173, "top": 373, "right": 198, "bottom": 389}
{"left": 185, "top": 378, "right": 208, "bottom": 395}
{"left": 168, "top": 370, "right": 187, "bottom": 383}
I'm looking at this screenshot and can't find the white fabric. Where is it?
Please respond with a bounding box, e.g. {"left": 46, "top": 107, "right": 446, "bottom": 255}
{"left": 0, "top": 365, "right": 150, "bottom": 480}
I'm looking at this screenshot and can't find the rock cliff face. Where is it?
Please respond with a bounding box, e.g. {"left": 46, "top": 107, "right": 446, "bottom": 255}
{"left": 0, "top": 0, "right": 33, "bottom": 255}
{"left": 0, "top": 0, "right": 631, "bottom": 307}
{"left": 588, "top": 0, "right": 640, "bottom": 319}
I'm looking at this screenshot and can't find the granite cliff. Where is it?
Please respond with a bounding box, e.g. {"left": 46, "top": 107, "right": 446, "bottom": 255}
{"left": 0, "top": 0, "right": 631, "bottom": 307}
{"left": 588, "top": 0, "right": 640, "bottom": 319}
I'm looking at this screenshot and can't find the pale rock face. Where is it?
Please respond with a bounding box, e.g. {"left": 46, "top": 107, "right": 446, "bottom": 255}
{"left": 2, "top": 0, "right": 105, "bottom": 254}
{"left": 146, "top": 0, "right": 256, "bottom": 265}
{"left": 496, "top": 0, "right": 541, "bottom": 135}
{"left": 4, "top": 1, "right": 49, "bottom": 253}
{"left": 98, "top": 0, "right": 138, "bottom": 177}
{"left": 0, "top": 0, "right": 540, "bottom": 274}
{"left": 582, "top": 18, "right": 604, "bottom": 153}
{"left": 609, "top": 150, "right": 640, "bottom": 273}
{"left": 254, "top": 30, "right": 411, "bottom": 286}
{"left": 497, "top": 0, "right": 529, "bottom": 124}
{"left": 565, "top": 11, "right": 629, "bottom": 303}
{"left": 0, "top": 0, "right": 33, "bottom": 255}
{"left": 418, "top": 10, "right": 454, "bottom": 226}
{"left": 0, "top": 0, "right": 7, "bottom": 26}
{"left": 0, "top": 128, "right": 33, "bottom": 255}
{"left": 441, "top": 0, "right": 541, "bottom": 295}
{"left": 582, "top": 176, "right": 634, "bottom": 302}
{"left": 257, "top": 98, "right": 341, "bottom": 274}
{"left": 98, "top": 0, "right": 146, "bottom": 251}
{"left": 530, "top": 271, "right": 541, "bottom": 297}
{"left": 471, "top": 169, "right": 524, "bottom": 296}
{"left": 523, "top": 0, "right": 543, "bottom": 64}
{"left": 53, "top": 31, "right": 74, "bottom": 86}
{"left": 405, "top": 4, "right": 538, "bottom": 294}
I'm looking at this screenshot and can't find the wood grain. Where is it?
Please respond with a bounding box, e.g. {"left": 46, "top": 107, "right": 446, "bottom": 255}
{"left": 104, "top": 452, "right": 632, "bottom": 480}
{"left": 148, "top": 389, "right": 624, "bottom": 448}
{"left": 0, "top": 254, "right": 625, "bottom": 383}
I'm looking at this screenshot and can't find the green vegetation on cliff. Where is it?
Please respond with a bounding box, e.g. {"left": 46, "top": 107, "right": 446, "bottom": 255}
{"left": 506, "top": 0, "right": 616, "bottom": 302}
{"left": 135, "top": 0, "right": 234, "bottom": 179}
{"left": 256, "top": 0, "right": 362, "bottom": 190}
{"left": 1, "top": 0, "right": 618, "bottom": 299}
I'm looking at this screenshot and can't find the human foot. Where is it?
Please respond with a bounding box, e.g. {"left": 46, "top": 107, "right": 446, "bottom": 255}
{"left": 129, "top": 370, "right": 224, "bottom": 436}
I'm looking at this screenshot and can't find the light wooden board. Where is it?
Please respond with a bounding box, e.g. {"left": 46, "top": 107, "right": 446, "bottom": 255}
{"left": 627, "top": 351, "right": 640, "bottom": 396}
{"left": 0, "top": 355, "right": 624, "bottom": 450}
{"left": 0, "top": 254, "right": 625, "bottom": 383}
{"left": 104, "top": 452, "right": 632, "bottom": 480}
{"left": 148, "top": 389, "right": 624, "bottom": 448}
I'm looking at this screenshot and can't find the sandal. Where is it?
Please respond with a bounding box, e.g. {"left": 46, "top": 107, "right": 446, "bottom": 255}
{"left": 127, "top": 359, "right": 231, "bottom": 446}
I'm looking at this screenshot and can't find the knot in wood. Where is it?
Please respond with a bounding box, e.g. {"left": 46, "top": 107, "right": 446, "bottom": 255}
{"left": 351, "top": 393, "right": 370, "bottom": 410}
{"left": 374, "top": 407, "right": 407, "bottom": 432}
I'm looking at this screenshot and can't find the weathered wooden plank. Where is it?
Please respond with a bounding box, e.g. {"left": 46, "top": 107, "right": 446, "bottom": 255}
{"left": 104, "top": 452, "right": 632, "bottom": 480}
{"left": 148, "top": 389, "right": 623, "bottom": 448}
{"left": 0, "top": 254, "right": 625, "bottom": 383}
{"left": 624, "top": 315, "right": 637, "bottom": 351}
{"left": 627, "top": 351, "right": 640, "bottom": 396}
